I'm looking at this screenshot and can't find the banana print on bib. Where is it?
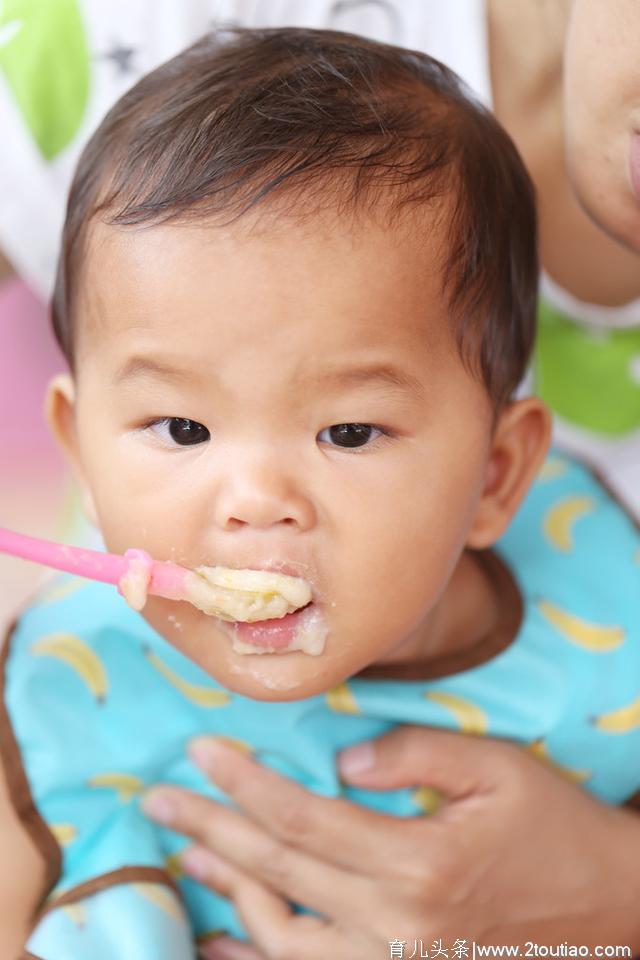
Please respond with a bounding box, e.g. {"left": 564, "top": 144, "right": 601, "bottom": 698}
{"left": 1, "top": 450, "right": 639, "bottom": 959}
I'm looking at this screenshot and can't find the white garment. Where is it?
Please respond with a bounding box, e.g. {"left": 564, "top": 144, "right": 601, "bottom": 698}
{"left": 0, "top": 0, "right": 489, "bottom": 299}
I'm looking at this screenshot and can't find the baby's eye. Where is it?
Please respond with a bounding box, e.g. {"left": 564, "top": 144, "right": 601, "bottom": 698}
{"left": 317, "top": 423, "right": 382, "bottom": 449}
{"left": 148, "top": 417, "right": 210, "bottom": 446}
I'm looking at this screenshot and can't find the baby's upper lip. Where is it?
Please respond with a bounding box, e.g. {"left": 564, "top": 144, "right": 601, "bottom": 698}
{"left": 201, "top": 558, "right": 312, "bottom": 581}
{"left": 249, "top": 560, "right": 310, "bottom": 579}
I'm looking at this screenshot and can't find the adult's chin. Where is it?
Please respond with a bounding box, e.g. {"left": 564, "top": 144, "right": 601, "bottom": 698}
{"left": 567, "top": 141, "right": 640, "bottom": 254}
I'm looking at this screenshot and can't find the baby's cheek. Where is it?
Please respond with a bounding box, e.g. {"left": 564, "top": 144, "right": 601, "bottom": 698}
{"left": 90, "top": 490, "right": 174, "bottom": 562}
{"left": 142, "top": 596, "right": 201, "bottom": 645}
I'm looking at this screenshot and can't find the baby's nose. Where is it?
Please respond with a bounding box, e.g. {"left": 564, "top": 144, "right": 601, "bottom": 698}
{"left": 213, "top": 465, "right": 315, "bottom": 532}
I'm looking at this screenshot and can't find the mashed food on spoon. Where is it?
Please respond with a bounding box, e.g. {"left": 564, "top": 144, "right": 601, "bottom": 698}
{"left": 118, "top": 552, "right": 312, "bottom": 622}
{"left": 182, "top": 566, "right": 312, "bottom": 621}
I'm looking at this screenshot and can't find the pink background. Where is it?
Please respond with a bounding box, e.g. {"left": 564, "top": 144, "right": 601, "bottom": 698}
{"left": 0, "top": 278, "right": 72, "bottom": 632}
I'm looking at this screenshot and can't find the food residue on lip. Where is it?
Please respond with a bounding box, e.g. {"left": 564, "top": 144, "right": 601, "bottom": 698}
{"left": 228, "top": 603, "right": 329, "bottom": 657}
{"left": 181, "top": 566, "right": 313, "bottom": 622}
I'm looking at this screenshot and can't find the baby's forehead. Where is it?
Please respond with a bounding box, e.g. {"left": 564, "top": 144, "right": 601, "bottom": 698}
{"left": 79, "top": 205, "right": 446, "bottom": 325}
{"left": 77, "top": 208, "right": 452, "bottom": 356}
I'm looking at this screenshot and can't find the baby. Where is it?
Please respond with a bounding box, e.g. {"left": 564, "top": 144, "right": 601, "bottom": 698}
{"left": 2, "top": 26, "right": 639, "bottom": 959}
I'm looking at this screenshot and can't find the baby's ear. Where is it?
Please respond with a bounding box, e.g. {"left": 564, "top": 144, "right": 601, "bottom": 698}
{"left": 45, "top": 373, "right": 98, "bottom": 527}
{"left": 466, "top": 397, "right": 552, "bottom": 549}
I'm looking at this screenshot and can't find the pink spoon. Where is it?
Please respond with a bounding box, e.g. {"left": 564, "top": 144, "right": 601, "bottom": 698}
{"left": 0, "top": 526, "right": 189, "bottom": 602}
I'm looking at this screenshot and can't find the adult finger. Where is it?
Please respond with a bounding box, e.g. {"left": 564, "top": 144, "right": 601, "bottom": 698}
{"left": 186, "top": 736, "right": 424, "bottom": 874}
{"left": 230, "top": 875, "right": 370, "bottom": 960}
{"left": 141, "top": 783, "right": 377, "bottom": 924}
{"left": 338, "top": 724, "right": 520, "bottom": 794}
{"left": 199, "top": 935, "right": 264, "bottom": 959}
{"left": 190, "top": 856, "right": 351, "bottom": 960}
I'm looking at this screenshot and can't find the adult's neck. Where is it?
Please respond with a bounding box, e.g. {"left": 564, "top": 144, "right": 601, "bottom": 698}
{"left": 487, "top": 0, "right": 570, "bottom": 116}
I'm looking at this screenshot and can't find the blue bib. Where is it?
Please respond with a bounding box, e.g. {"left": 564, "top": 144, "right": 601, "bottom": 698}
{"left": 2, "top": 452, "right": 639, "bottom": 959}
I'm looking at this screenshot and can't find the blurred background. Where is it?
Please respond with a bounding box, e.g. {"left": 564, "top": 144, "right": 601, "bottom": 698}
{"left": 0, "top": 259, "right": 71, "bottom": 632}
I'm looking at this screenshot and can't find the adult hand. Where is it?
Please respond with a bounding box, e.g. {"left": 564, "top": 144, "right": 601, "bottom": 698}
{"left": 142, "top": 728, "right": 640, "bottom": 960}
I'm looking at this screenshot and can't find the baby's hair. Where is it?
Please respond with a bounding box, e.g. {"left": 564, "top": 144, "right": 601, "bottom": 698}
{"left": 52, "top": 26, "right": 537, "bottom": 408}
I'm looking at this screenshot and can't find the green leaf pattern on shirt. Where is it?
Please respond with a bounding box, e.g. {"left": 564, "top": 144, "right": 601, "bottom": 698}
{"left": 0, "top": 0, "right": 89, "bottom": 159}
{"left": 534, "top": 300, "right": 640, "bottom": 435}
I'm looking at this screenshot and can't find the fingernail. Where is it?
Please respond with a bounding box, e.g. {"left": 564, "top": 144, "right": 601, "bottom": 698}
{"left": 188, "top": 737, "right": 221, "bottom": 771}
{"left": 338, "top": 741, "right": 375, "bottom": 778}
{"left": 200, "top": 936, "right": 256, "bottom": 959}
{"left": 199, "top": 937, "right": 231, "bottom": 959}
{"left": 141, "top": 789, "right": 176, "bottom": 824}
{"left": 181, "top": 846, "right": 224, "bottom": 881}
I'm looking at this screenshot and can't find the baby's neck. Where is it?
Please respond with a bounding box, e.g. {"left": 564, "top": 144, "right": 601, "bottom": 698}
{"left": 357, "top": 550, "right": 522, "bottom": 681}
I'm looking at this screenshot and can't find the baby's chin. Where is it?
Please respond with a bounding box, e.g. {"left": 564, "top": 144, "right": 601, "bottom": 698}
{"left": 182, "top": 636, "right": 354, "bottom": 703}
{"left": 142, "top": 596, "right": 351, "bottom": 702}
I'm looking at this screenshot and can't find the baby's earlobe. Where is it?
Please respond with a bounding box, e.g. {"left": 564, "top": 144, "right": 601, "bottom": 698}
{"left": 45, "top": 374, "right": 76, "bottom": 457}
{"left": 44, "top": 374, "right": 99, "bottom": 527}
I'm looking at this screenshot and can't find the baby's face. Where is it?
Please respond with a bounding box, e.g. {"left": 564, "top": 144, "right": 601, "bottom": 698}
{"left": 67, "top": 212, "right": 495, "bottom": 699}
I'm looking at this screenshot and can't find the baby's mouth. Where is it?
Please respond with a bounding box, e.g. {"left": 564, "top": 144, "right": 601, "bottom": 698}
{"left": 185, "top": 565, "right": 328, "bottom": 656}
{"left": 118, "top": 553, "right": 328, "bottom": 655}
{"left": 183, "top": 564, "right": 314, "bottom": 622}
{"left": 224, "top": 600, "right": 326, "bottom": 655}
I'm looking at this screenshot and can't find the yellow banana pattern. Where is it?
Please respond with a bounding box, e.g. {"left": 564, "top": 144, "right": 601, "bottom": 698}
{"left": 31, "top": 632, "right": 108, "bottom": 703}
{"left": 592, "top": 695, "right": 640, "bottom": 734}
{"left": 196, "top": 930, "right": 228, "bottom": 946}
{"left": 36, "top": 577, "right": 84, "bottom": 605}
{"left": 142, "top": 646, "right": 230, "bottom": 708}
{"left": 88, "top": 772, "right": 144, "bottom": 803}
{"left": 165, "top": 853, "right": 184, "bottom": 882}
{"left": 61, "top": 902, "right": 87, "bottom": 928}
{"left": 211, "top": 735, "right": 254, "bottom": 755}
{"left": 326, "top": 682, "right": 360, "bottom": 714}
{"left": 424, "top": 691, "right": 488, "bottom": 735}
{"left": 538, "top": 599, "right": 625, "bottom": 652}
{"left": 412, "top": 786, "right": 444, "bottom": 816}
{"left": 50, "top": 823, "right": 78, "bottom": 847}
{"left": 525, "top": 739, "right": 590, "bottom": 783}
{"left": 538, "top": 457, "right": 568, "bottom": 481}
{"left": 543, "top": 495, "right": 595, "bottom": 552}
{"left": 133, "top": 883, "right": 188, "bottom": 924}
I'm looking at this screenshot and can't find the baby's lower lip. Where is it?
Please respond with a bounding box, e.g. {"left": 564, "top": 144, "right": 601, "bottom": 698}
{"left": 232, "top": 603, "right": 313, "bottom": 649}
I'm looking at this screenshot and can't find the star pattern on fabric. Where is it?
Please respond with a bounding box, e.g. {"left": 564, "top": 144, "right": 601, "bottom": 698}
{"left": 99, "top": 41, "right": 137, "bottom": 75}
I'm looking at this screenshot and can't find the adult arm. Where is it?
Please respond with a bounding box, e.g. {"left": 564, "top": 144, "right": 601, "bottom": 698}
{"left": 142, "top": 728, "right": 640, "bottom": 959}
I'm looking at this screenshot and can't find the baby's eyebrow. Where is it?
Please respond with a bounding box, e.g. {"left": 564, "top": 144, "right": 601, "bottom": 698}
{"left": 114, "top": 355, "right": 425, "bottom": 399}
{"left": 306, "top": 363, "right": 425, "bottom": 398}
{"left": 113, "top": 356, "right": 194, "bottom": 385}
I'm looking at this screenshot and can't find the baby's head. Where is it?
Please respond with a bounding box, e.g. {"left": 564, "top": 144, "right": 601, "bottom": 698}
{"left": 47, "top": 27, "right": 550, "bottom": 700}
